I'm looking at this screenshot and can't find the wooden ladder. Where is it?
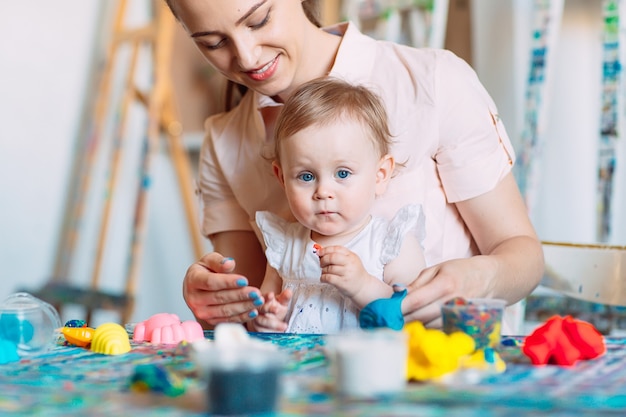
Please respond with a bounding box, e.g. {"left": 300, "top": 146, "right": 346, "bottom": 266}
{"left": 31, "top": 0, "right": 204, "bottom": 325}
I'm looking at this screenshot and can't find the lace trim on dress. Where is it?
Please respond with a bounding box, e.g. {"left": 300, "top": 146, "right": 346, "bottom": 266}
{"left": 380, "top": 204, "right": 425, "bottom": 265}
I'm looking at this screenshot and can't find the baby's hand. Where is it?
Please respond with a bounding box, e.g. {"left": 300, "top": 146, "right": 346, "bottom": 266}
{"left": 251, "top": 289, "right": 292, "bottom": 333}
{"left": 317, "top": 246, "right": 368, "bottom": 299}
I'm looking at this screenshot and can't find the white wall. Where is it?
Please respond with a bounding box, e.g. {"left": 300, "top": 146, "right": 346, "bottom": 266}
{"left": 0, "top": 0, "right": 204, "bottom": 325}
{"left": 0, "top": 1, "right": 624, "bottom": 327}
{"left": 474, "top": 0, "right": 625, "bottom": 246}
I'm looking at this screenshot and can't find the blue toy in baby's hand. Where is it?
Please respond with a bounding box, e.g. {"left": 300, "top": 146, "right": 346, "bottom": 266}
{"left": 359, "top": 289, "right": 408, "bottom": 330}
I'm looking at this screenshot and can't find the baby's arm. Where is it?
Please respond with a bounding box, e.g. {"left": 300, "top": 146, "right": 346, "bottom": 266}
{"left": 383, "top": 233, "right": 426, "bottom": 287}
{"left": 249, "top": 264, "right": 291, "bottom": 332}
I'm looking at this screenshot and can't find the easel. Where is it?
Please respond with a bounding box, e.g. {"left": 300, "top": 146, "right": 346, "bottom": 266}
{"left": 32, "top": 0, "right": 204, "bottom": 325}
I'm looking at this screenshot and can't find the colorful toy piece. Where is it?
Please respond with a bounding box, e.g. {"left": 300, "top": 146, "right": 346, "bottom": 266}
{"left": 128, "top": 363, "right": 186, "bottom": 397}
{"left": 313, "top": 243, "right": 322, "bottom": 254}
{"left": 404, "top": 321, "right": 475, "bottom": 381}
{"left": 359, "top": 289, "right": 407, "bottom": 330}
{"left": 64, "top": 319, "right": 87, "bottom": 328}
{"left": 62, "top": 326, "right": 95, "bottom": 348}
{"left": 522, "top": 315, "right": 606, "bottom": 366}
{"left": 90, "top": 323, "right": 131, "bottom": 355}
{"left": 132, "top": 313, "right": 204, "bottom": 344}
{"left": 441, "top": 297, "right": 505, "bottom": 350}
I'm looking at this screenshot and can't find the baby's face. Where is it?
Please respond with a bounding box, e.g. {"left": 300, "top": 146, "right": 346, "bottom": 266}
{"left": 275, "top": 119, "right": 385, "bottom": 243}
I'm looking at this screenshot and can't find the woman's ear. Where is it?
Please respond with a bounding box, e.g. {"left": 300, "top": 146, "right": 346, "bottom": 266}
{"left": 272, "top": 160, "right": 286, "bottom": 189}
{"left": 375, "top": 154, "right": 394, "bottom": 196}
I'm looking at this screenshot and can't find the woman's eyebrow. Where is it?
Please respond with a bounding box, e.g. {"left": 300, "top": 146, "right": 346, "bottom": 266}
{"left": 190, "top": 0, "right": 267, "bottom": 38}
{"left": 191, "top": 30, "right": 219, "bottom": 38}
{"left": 235, "top": 0, "right": 267, "bottom": 25}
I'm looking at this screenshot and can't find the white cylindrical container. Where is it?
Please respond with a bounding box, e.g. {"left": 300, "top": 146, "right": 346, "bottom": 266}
{"left": 326, "top": 329, "right": 407, "bottom": 399}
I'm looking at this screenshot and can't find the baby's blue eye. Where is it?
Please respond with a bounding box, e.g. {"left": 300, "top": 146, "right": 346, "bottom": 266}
{"left": 336, "top": 169, "right": 350, "bottom": 179}
{"left": 298, "top": 172, "right": 315, "bottom": 182}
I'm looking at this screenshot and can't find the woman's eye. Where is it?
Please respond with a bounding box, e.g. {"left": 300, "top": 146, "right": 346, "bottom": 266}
{"left": 298, "top": 172, "right": 315, "bottom": 182}
{"left": 250, "top": 10, "right": 270, "bottom": 30}
{"left": 336, "top": 170, "right": 351, "bottom": 179}
{"left": 200, "top": 39, "right": 227, "bottom": 51}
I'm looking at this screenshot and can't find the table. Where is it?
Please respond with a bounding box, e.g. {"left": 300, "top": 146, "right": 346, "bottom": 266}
{"left": 1, "top": 332, "right": 626, "bottom": 416}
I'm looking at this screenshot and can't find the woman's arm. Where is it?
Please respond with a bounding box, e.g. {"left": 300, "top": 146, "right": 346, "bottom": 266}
{"left": 400, "top": 173, "right": 544, "bottom": 326}
{"left": 457, "top": 172, "right": 544, "bottom": 302}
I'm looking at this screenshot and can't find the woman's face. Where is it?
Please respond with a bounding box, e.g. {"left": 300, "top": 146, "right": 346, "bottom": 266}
{"left": 170, "top": 0, "right": 318, "bottom": 100}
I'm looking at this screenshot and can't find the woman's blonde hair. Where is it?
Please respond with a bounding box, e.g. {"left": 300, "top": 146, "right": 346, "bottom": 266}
{"left": 273, "top": 77, "right": 393, "bottom": 164}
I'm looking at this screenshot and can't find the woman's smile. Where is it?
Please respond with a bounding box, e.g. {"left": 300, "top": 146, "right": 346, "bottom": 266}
{"left": 245, "top": 55, "right": 279, "bottom": 81}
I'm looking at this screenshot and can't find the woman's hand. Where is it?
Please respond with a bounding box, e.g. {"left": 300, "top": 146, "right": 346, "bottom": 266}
{"left": 399, "top": 256, "right": 496, "bottom": 328}
{"left": 183, "top": 231, "right": 269, "bottom": 329}
{"left": 400, "top": 173, "right": 544, "bottom": 328}
{"left": 183, "top": 252, "right": 265, "bottom": 328}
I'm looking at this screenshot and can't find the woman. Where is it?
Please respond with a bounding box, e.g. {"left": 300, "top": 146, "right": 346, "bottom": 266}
{"left": 164, "top": 0, "right": 544, "bottom": 330}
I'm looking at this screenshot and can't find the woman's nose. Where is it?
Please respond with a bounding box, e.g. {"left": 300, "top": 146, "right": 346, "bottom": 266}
{"left": 232, "top": 35, "right": 262, "bottom": 70}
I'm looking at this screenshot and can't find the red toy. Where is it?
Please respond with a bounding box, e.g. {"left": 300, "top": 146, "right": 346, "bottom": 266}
{"left": 522, "top": 315, "right": 606, "bottom": 366}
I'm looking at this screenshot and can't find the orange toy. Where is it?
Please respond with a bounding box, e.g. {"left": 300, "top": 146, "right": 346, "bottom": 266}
{"left": 62, "top": 326, "right": 95, "bottom": 348}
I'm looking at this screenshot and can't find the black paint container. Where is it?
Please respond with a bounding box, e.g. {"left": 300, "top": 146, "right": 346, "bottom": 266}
{"left": 206, "top": 347, "right": 284, "bottom": 416}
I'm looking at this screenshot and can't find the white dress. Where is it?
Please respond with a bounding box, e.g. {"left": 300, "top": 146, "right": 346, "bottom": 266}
{"left": 255, "top": 204, "right": 424, "bottom": 334}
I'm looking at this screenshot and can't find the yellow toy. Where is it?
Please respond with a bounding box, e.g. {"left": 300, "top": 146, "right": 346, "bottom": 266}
{"left": 404, "top": 322, "right": 506, "bottom": 382}
{"left": 90, "top": 323, "right": 131, "bottom": 355}
{"left": 404, "top": 321, "right": 475, "bottom": 381}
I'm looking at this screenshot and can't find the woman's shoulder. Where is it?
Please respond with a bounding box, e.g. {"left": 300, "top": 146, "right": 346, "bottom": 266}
{"left": 201, "top": 92, "right": 265, "bottom": 153}
{"left": 378, "top": 41, "right": 471, "bottom": 77}
{"left": 203, "top": 91, "right": 259, "bottom": 136}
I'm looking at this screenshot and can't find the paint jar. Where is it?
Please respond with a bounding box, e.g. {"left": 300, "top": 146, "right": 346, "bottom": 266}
{"left": 0, "top": 292, "right": 62, "bottom": 357}
{"left": 204, "top": 346, "right": 285, "bottom": 416}
{"left": 441, "top": 298, "right": 505, "bottom": 350}
{"left": 325, "top": 329, "right": 407, "bottom": 399}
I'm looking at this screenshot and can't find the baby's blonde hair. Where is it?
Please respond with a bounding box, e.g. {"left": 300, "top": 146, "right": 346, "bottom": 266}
{"left": 273, "top": 77, "right": 393, "bottom": 163}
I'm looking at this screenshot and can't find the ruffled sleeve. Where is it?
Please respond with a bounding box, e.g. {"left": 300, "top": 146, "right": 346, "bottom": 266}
{"left": 380, "top": 204, "right": 426, "bottom": 265}
{"left": 255, "top": 211, "right": 289, "bottom": 271}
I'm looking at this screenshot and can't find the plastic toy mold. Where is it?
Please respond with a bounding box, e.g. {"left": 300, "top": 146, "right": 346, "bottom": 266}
{"left": 522, "top": 315, "right": 605, "bottom": 366}
{"left": 405, "top": 321, "right": 476, "bottom": 381}
{"left": 133, "top": 313, "right": 204, "bottom": 344}
{"left": 404, "top": 321, "right": 506, "bottom": 382}
{"left": 90, "top": 323, "right": 131, "bottom": 355}
{"left": 62, "top": 326, "right": 95, "bottom": 348}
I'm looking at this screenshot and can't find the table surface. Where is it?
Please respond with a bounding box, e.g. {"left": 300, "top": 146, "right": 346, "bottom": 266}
{"left": 1, "top": 331, "right": 626, "bottom": 416}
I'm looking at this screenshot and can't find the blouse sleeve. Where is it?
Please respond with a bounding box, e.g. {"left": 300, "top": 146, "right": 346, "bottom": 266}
{"left": 199, "top": 114, "right": 252, "bottom": 237}
{"left": 434, "top": 50, "right": 515, "bottom": 203}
